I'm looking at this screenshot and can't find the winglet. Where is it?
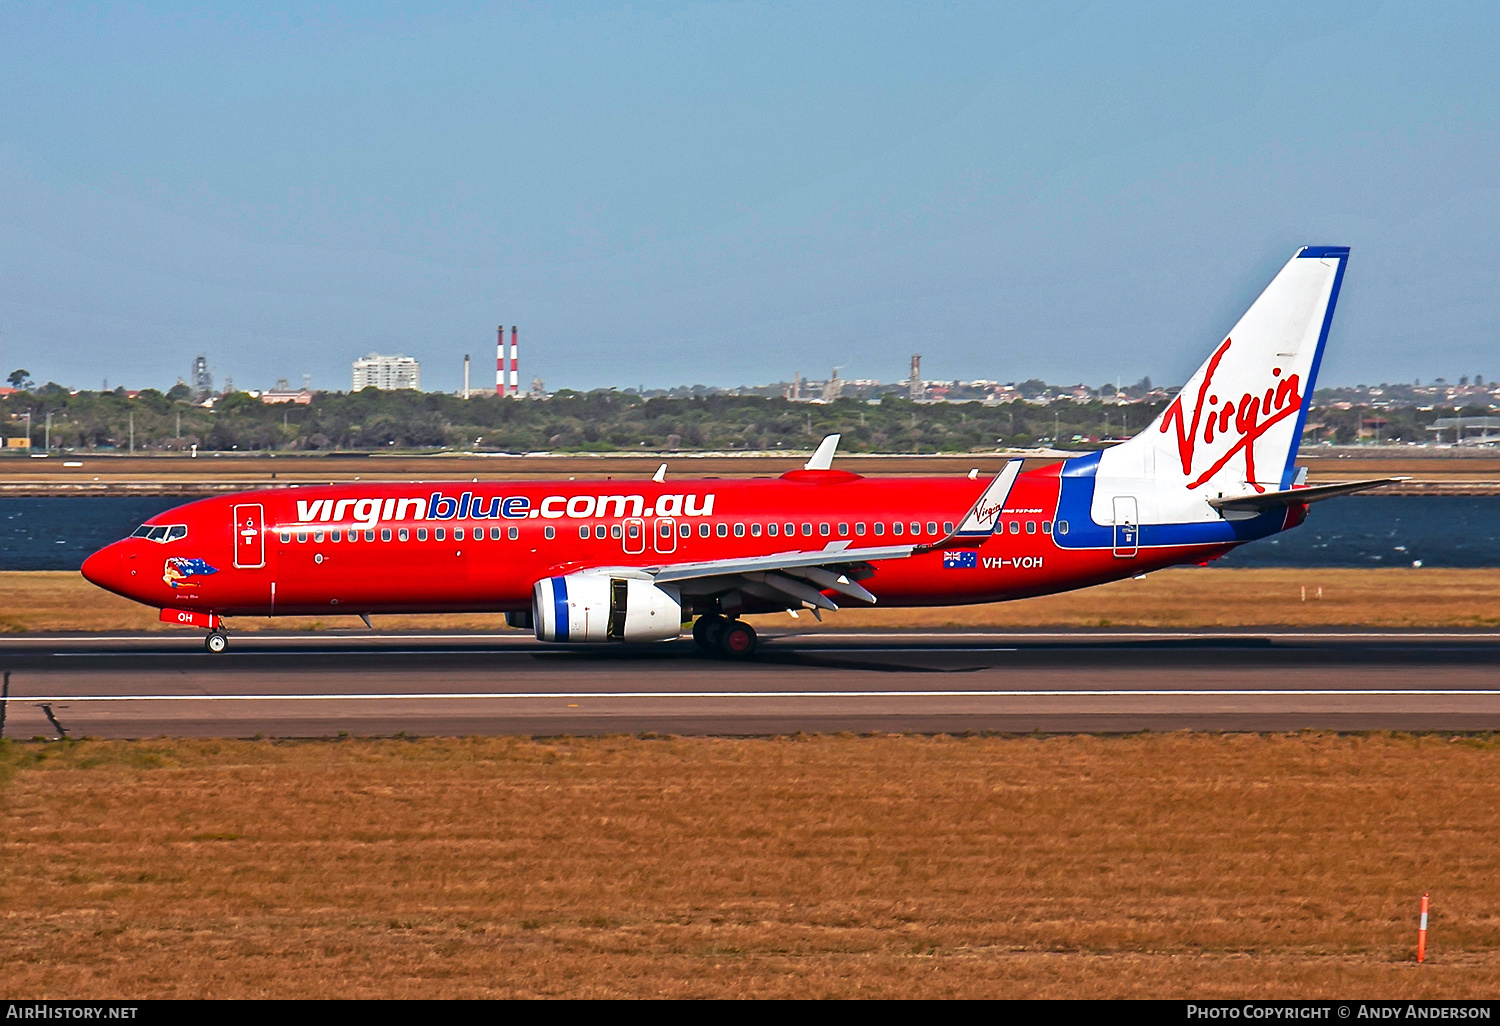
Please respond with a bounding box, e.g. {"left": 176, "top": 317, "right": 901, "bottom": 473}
{"left": 804, "top": 434, "right": 841, "bottom": 470}
{"left": 652, "top": 463, "right": 667, "bottom": 483}
{"left": 917, "top": 460, "right": 1023, "bottom": 551}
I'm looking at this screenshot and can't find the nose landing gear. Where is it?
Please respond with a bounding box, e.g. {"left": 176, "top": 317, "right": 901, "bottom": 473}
{"left": 691, "top": 614, "right": 758, "bottom": 658}
{"left": 205, "top": 631, "right": 229, "bottom": 654}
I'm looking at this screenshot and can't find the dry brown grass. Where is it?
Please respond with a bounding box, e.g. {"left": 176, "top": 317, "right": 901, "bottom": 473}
{"left": 9, "top": 567, "right": 1500, "bottom": 633}
{"left": 1, "top": 733, "right": 1498, "bottom": 998}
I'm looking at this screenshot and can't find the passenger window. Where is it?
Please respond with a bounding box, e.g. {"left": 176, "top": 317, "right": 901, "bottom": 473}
{"left": 716, "top": 523, "right": 728, "bottom": 538}
{"left": 910, "top": 522, "right": 921, "bottom": 535}
{"left": 364, "top": 530, "right": 375, "bottom": 542}
{"left": 1008, "top": 521, "right": 1020, "bottom": 535}
{"left": 418, "top": 528, "right": 428, "bottom": 541}
{"left": 596, "top": 525, "right": 607, "bottom": 539}
{"left": 699, "top": 524, "right": 710, "bottom": 538}
{"left": 493, "top": 527, "right": 504, "bottom": 540}
{"left": 330, "top": 529, "right": 342, "bottom": 543}
{"left": 679, "top": 523, "right": 690, "bottom": 538}
{"left": 381, "top": 528, "right": 392, "bottom": 542}
{"left": 397, "top": 528, "right": 408, "bottom": 542}
{"left": 315, "top": 530, "right": 325, "bottom": 543}
{"left": 819, "top": 523, "right": 831, "bottom": 537}
{"left": 1057, "top": 520, "right": 1069, "bottom": 535}
{"left": 926, "top": 522, "right": 938, "bottom": 535}
{"left": 733, "top": 523, "right": 745, "bottom": 538}
{"left": 435, "top": 528, "right": 446, "bottom": 541}
{"left": 280, "top": 531, "right": 291, "bottom": 544}
{"left": 767, "top": 523, "right": 779, "bottom": 537}
{"left": 801, "top": 523, "right": 812, "bottom": 537}
{"left": 454, "top": 527, "right": 465, "bottom": 541}
{"left": 296, "top": 530, "right": 308, "bottom": 544}
{"left": 943, "top": 522, "right": 954, "bottom": 535}
{"left": 614, "top": 524, "right": 625, "bottom": 539}
{"left": 1042, "top": 521, "right": 1052, "bottom": 534}
{"left": 544, "top": 526, "right": 555, "bottom": 540}
{"left": 508, "top": 526, "right": 519, "bottom": 540}
{"left": 784, "top": 523, "right": 795, "bottom": 536}
{"left": 1026, "top": 521, "right": 1037, "bottom": 534}
{"left": 579, "top": 526, "right": 590, "bottom": 539}
{"left": 855, "top": 523, "right": 866, "bottom": 536}
{"left": 874, "top": 523, "right": 885, "bottom": 536}
{"left": 628, "top": 522, "right": 641, "bottom": 539}
{"left": 838, "top": 523, "right": 849, "bottom": 536}
{"left": 750, "top": 523, "right": 762, "bottom": 538}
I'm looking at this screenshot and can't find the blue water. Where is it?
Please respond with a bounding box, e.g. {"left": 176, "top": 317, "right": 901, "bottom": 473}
{"left": 2, "top": 498, "right": 180, "bottom": 571}
{"left": 1, "top": 495, "right": 1497, "bottom": 571}
{"left": 1215, "top": 496, "right": 1500, "bottom": 568}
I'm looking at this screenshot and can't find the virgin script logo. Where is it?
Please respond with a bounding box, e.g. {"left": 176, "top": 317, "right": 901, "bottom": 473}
{"left": 1159, "top": 338, "right": 1302, "bottom": 493}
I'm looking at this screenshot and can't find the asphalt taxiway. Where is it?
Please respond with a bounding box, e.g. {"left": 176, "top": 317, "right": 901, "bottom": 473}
{"left": 1, "top": 628, "right": 1498, "bottom": 738}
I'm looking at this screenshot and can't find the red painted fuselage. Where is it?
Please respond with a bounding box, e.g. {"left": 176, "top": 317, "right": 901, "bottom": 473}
{"left": 80, "top": 462, "right": 1250, "bottom": 621}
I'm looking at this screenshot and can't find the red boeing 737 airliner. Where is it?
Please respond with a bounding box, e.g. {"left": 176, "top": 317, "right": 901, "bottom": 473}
{"left": 82, "top": 247, "right": 1397, "bottom": 656}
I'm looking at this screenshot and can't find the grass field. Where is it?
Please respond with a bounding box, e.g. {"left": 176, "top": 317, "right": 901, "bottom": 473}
{"left": 1, "top": 733, "right": 1496, "bottom": 998}
{"left": 6, "top": 567, "right": 1499, "bottom": 633}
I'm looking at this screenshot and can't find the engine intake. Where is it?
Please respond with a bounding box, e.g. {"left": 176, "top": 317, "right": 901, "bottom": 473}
{"left": 533, "top": 573, "right": 683, "bottom": 643}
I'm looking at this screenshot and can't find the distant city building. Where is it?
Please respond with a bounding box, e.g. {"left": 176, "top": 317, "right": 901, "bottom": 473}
{"left": 260, "top": 378, "right": 313, "bottom": 406}
{"left": 352, "top": 354, "right": 421, "bottom": 391}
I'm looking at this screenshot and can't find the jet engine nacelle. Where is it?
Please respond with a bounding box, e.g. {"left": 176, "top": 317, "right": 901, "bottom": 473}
{"left": 532, "top": 573, "right": 683, "bottom": 643}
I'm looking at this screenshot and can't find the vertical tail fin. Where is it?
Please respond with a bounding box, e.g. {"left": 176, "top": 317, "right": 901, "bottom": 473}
{"left": 1110, "top": 246, "right": 1348, "bottom": 497}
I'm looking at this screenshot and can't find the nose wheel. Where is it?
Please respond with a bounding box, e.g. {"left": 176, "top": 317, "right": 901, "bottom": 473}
{"left": 205, "top": 631, "right": 229, "bottom": 654}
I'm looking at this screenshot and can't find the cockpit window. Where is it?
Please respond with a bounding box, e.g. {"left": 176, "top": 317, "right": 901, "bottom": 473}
{"left": 132, "top": 524, "right": 188, "bottom": 543}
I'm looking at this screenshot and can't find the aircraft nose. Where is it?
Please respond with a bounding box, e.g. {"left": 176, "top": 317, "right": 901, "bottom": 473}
{"left": 80, "top": 544, "right": 122, "bottom": 591}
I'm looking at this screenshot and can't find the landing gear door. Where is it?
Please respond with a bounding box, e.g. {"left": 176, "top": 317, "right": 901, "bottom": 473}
{"left": 233, "top": 503, "right": 265, "bottom": 568}
{"left": 1112, "top": 496, "right": 1139, "bottom": 558}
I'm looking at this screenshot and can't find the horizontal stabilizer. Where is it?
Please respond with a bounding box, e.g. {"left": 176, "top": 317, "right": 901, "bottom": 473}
{"left": 1209, "top": 477, "right": 1406, "bottom": 513}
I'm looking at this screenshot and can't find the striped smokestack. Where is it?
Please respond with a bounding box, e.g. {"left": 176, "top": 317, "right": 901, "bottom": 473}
{"left": 496, "top": 326, "right": 505, "bottom": 396}
{"left": 509, "top": 326, "right": 519, "bottom": 397}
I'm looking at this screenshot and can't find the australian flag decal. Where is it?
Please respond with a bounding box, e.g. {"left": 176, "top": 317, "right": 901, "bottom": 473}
{"left": 163, "top": 557, "right": 219, "bottom": 589}
{"left": 942, "top": 550, "right": 978, "bottom": 569}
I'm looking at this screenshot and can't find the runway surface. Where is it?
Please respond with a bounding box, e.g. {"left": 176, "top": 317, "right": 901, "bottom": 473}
{"left": 2, "top": 628, "right": 1499, "bottom": 738}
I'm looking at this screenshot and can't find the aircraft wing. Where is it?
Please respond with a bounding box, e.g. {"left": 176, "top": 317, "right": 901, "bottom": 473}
{"left": 1208, "top": 476, "right": 1406, "bottom": 513}
{"left": 651, "top": 543, "right": 917, "bottom": 583}
{"left": 640, "top": 460, "right": 1025, "bottom": 613}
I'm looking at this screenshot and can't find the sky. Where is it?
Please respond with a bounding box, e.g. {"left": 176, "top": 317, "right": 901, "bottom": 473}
{"left": 2, "top": 2, "right": 1497, "bottom": 394}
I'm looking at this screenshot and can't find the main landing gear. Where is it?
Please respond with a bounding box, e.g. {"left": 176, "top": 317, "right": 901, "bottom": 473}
{"left": 205, "top": 630, "right": 229, "bottom": 654}
{"left": 692, "top": 614, "right": 758, "bottom": 659}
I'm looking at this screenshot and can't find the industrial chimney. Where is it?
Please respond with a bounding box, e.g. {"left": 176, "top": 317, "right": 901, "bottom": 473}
{"left": 496, "top": 327, "right": 505, "bottom": 397}
{"left": 509, "top": 326, "right": 519, "bottom": 398}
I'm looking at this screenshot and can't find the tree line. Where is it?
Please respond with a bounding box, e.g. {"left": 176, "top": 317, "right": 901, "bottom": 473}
{"left": 0, "top": 382, "right": 1490, "bottom": 453}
